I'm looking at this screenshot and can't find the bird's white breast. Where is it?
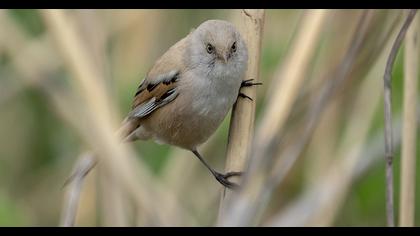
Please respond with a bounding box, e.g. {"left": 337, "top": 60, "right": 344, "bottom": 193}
{"left": 191, "top": 73, "right": 241, "bottom": 123}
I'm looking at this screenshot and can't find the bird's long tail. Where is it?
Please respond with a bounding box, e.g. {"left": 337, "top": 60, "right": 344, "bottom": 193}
{"left": 116, "top": 117, "right": 141, "bottom": 143}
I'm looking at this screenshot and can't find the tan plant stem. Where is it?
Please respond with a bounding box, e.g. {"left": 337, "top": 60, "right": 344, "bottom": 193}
{"left": 399, "top": 12, "right": 419, "bottom": 227}
{"left": 382, "top": 9, "right": 417, "bottom": 227}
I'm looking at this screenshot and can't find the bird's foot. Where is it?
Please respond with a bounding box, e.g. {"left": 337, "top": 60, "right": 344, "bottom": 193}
{"left": 214, "top": 171, "right": 243, "bottom": 189}
{"left": 239, "top": 79, "right": 262, "bottom": 101}
{"left": 241, "top": 79, "right": 262, "bottom": 88}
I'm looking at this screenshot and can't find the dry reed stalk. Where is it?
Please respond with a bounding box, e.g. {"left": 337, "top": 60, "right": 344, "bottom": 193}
{"left": 0, "top": 12, "right": 90, "bottom": 142}
{"left": 253, "top": 10, "right": 333, "bottom": 193}
{"left": 0, "top": 10, "right": 188, "bottom": 226}
{"left": 6, "top": 10, "right": 128, "bottom": 226}
{"left": 252, "top": 10, "right": 329, "bottom": 157}
{"left": 265, "top": 107, "right": 411, "bottom": 227}
{"left": 160, "top": 124, "right": 245, "bottom": 225}
{"left": 266, "top": 9, "right": 406, "bottom": 227}
{"left": 307, "top": 62, "right": 384, "bottom": 226}
{"left": 217, "top": 10, "right": 329, "bottom": 226}
{"left": 0, "top": 9, "right": 96, "bottom": 149}
{"left": 303, "top": 98, "right": 340, "bottom": 184}
{"left": 60, "top": 153, "right": 96, "bottom": 226}
{"left": 0, "top": 35, "right": 60, "bottom": 108}
{"left": 268, "top": 96, "right": 420, "bottom": 226}
{"left": 109, "top": 10, "right": 164, "bottom": 85}
{"left": 73, "top": 160, "right": 98, "bottom": 227}
{"left": 217, "top": 9, "right": 265, "bottom": 220}
{"left": 267, "top": 9, "right": 372, "bottom": 195}
{"left": 41, "top": 10, "right": 113, "bottom": 124}
{"left": 265, "top": 44, "right": 394, "bottom": 225}
{"left": 224, "top": 10, "right": 395, "bottom": 226}
{"left": 399, "top": 13, "right": 419, "bottom": 227}
{"left": 74, "top": 10, "right": 131, "bottom": 227}
{"left": 302, "top": 10, "right": 365, "bottom": 184}
{"left": 382, "top": 9, "right": 417, "bottom": 227}
{"left": 99, "top": 165, "right": 131, "bottom": 226}
{"left": 73, "top": 10, "right": 110, "bottom": 82}
{"left": 161, "top": 142, "right": 213, "bottom": 190}
{"left": 0, "top": 12, "right": 61, "bottom": 85}
{"left": 293, "top": 10, "right": 402, "bottom": 124}
{"left": 40, "top": 9, "right": 194, "bottom": 226}
{"left": 161, "top": 136, "right": 221, "bottom": 224}
{"left": 0, "top": 36, "right": 59, "bottom": 80}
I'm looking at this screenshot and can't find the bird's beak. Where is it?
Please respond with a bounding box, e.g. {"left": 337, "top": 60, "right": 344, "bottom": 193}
{"left": 218, "top": 52, "right": 228, "bottom": 64}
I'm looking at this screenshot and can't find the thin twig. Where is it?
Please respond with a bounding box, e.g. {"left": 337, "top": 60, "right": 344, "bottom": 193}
{"left": 382, "top": 9, "right": 417, "bottom": 227}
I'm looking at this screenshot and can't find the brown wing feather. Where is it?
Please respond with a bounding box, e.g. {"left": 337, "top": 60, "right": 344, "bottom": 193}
{"left": 119, "top": 35, "right": 189, "bottom": 142}
{"left": 118, "top": 75, "right": 179, "bottom": 142}
{"left": 131, "top": 73, "right": 179, "bottom": 109}
{"left": 131, "top": 34, "right": 188, "bottom": 110}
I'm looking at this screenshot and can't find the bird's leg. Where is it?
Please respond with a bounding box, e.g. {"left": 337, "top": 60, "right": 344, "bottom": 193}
{"left": 238, "top": 79, "right": 262, "bottom": 101}
{"left": 191, "top": 150, "right": 242, "bottom": 189}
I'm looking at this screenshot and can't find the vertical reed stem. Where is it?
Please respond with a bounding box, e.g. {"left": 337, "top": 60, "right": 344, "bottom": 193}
{"left": 218, "top": 9, "right": 265, "bottom": 220}
{"left": 399, "top": 12, "right": 418, "bottom": 227}
{"left": 383, "top": 9, "right": 417, "bottom": 227}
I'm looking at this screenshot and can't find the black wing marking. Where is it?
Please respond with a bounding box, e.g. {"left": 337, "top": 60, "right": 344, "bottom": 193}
{"left": 128, "top": 88, "right": 179, "bottom": 120}
{"left": 133, "top": 71, "right": 179, "bottom": 97}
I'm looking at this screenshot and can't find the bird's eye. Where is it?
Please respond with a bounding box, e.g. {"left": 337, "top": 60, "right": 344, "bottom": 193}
{"left": 231, "top": 42, "right": 237, "bottom": 53}
{"left": 206, "top": 43, "right": 214, "bottom": 54}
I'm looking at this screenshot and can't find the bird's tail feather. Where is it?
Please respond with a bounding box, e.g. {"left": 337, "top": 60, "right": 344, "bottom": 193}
{"left": 116, "top": 118, "right": 140, "bottom": 143}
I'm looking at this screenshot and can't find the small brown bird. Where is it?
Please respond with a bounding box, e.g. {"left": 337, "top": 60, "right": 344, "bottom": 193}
{"left": 117, "top": 19, "right": 260, "bottom": 189}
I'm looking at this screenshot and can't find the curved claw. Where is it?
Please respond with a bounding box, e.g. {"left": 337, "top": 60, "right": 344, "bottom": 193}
{"left": 239, "top": 92, "right": 253, "bottom": 101}
{"left": 241, "top": 79, "right": 263, "bottom": 88}
{"left": 214, "top": 171, "right": 243, "bottom": 189}
{"left": 224, "top": 171, "right": 242, "bottom": 178}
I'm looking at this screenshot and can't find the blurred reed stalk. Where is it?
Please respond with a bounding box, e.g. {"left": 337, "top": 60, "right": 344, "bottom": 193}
{"left": 382, "top": 9, "right": 417, "bottom": 227}
{"left": 253, "top": 10, "right": 329, "bottom": 160}
{"left": 268, "top": 9, "right": 370, "bottom": 191}
{"left": 40, "top": 9, "right": 194, "bottom": 226}
{"left": 218, "top": 10, "right": 330, "bottom": 226}
{"left": 264, "top": 10, "right": 409, "bottom": 226}
{"left": 294, "top": 51, "right": 384, "bottom": 226}
{"left": 399, "top": 13, "right": 419, "bottom": 227}
{"left": 265, "top": 97, "right": 419, "bottom": 226}
{"left": 217, "top": 9, "right": 265, "bottom": 221}
{"left": 257, "top": 10, "right": 372, "bottom": 226}
{"left": 60, "top": 153, "right": 96, "bottom": 226}
{"left": 301, "top": 9, "right": 350, "bottom": 182}
{"left": 75, "top": 10, "right": 131, "bottom": 227}
{"left": 0, "top": 11, "right": 61, "bottom": 99}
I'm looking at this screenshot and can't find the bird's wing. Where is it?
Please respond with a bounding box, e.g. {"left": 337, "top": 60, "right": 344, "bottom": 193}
{"left": 127, "top": 69, "right": 180, "bottom": 119}
{"left": 118, "top": 70, "right": 181, "bottom": 141}
{"left": 118, "top": 36, "right": 188, "bottom": 141}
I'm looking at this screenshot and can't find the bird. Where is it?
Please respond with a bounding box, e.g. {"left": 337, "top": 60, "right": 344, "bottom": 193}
{"left": 117, "top": 19, "right": 261, "bottom": 189}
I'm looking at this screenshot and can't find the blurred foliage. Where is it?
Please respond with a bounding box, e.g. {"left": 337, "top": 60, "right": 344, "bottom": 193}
{"left": 8, "top": 9, "right": 45, "bottom": 37}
